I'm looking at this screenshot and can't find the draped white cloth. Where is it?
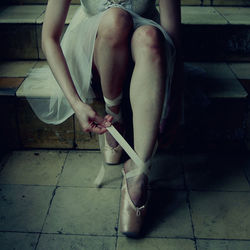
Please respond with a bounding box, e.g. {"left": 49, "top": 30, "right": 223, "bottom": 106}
{"left": 23, "top": 0, "right": 176, "bottom": 130}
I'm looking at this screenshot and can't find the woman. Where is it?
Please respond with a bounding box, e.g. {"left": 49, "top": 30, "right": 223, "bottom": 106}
{"left": 25, "top": 0, "right": 183, "bottom": 237}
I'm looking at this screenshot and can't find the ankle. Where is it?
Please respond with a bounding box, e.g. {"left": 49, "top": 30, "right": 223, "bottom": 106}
{"left": 108, "top": 105, "right": 120, "bottom": 115}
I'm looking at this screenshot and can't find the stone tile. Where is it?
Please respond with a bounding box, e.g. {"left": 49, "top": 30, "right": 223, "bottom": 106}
{"left": 182, "top": 0, "right": 202, "bottom": 5}
{"left": 149, "top": 152, "right": 184, "bottom": 190}
{"left": 117, "top": 237, "right": 196, "bottom": 250}
{"left": 1, "top": 24, "right": 38, "bottom": 59}
{"left": 0, "top": 185, "right": 54, "bottom": 232}
{"left": 183, "top": 153, "right": 250, "bottom": 191}
{"left": 0, "top": 77, "right": 24, "bottom": 96}
{"left": 0, "top": 61, "right": 37, "bottom": 77}
{"left": 17, "top": 98, "right": 74, "bottom": 149}
{"left": 0, "top": 151, "right": 67, "bottom": 185}
{"left": 43, "top": 187, "right": 120, "bottom": 235}
{"left": 203, "top": 0, "right": 211, "bottom": 6}
{"left": 37, "top": 234, "right": 116, "bottom": 250}
{"left": 59, "top": 151, "right": 122, "bottom": 188}
{"left": 0, "top": 5, "right": 46, "bottom": 23}
{"left": 181, "top": 6, "right": 227, "bottom": 24}
{"left": 75, "top": 100, "right": 105, "bottom": 150}
{"left": 190, "top": 191, "right": 250, "bottom": 239}
{"left": 197, "top": 239, "right": 250, "bottom": 250}
{"left": 215, "top": 7, "right": 250, "bottom": 24}
{"left": 213, "top": 0, "right": 250, "bottom": 6}
{"left": 118, "top": 191, "right": 193, "bottom": 237}
{"left": 0, "top": 232, "right": 38, "bottom": 250}
{"left": 189, "top": 63, "right": 247, "bottom": 98}
{"left": 229, "top": 63, "right": 250, "bottom": 79}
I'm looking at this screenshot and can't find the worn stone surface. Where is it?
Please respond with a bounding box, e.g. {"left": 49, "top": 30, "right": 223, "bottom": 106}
{"left": 183, "top": 153, "right": 250, "bottom": 191}
{"left": 59, "top": 151, "right": 122, "bottom": 188}
{"left": 17, "top": 98, "right": 74, "bottom": 148}
{"left": 186, "top": 62, "right": 247, "bottom": 98}
{"left": 37, "top": 234, "right": 116, "bottom": 250}
{"left": 0, "top": 185, "right": 54, "bottom": 232}
{"left": 197, "top": 239, "right": 250, "bottom": 250}
{"left": 0, "top": 77, "right": 24, "bottom": 96}
{"left": 181, "top": 6, "right": 227, "bottom": 24}
{"left": 43, "top": 187, "right": 120, "bottom": 235}
{"left": 0, "top": 150, "right": 67, "bottom": 185}
{"left": 149, "top": 152, "right": 184, "bottom": 190}
{"left": 215, "top": 7, "right": 250, "bottom": 24}
{"left": 229, "top": 63, "right": 250, "bottom": 79}
{"left": 117, "top": 237, "right": 196, "bottom": 250}
{"left": 213, "top": 0, "right": 250, "bottom": 6}
{"left": 190, "top": 191, "right": 250, "bottom": 239}
{"left": 0, "top": 61, "right": 37, "bottom": 77}
{"left": 0, "top": 5, "right": 45, "bottom": 23}
{"left": 0, "top": 232, "right": 39, "bottom": 250}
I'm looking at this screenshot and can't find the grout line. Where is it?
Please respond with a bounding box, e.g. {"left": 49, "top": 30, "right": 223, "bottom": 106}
{"left": 213, "top": 7, "right": 230, "bottom": 24}
{"left": 34, "top": 151, "right": 69, "bottom": 250}
{"left": 181, "top": 153, "right": 198, "bottom": 250}
{"left": 114, "top": 178, "right": 123, "bottom": 249}
{"left": 1, "top": 230, "right": 250, "bottom": 241}
{"left": 0, "top": 182, "right": 249, "bottom": 193}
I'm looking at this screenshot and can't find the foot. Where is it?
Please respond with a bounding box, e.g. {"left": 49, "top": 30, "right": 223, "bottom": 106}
{"left": 124, "top": 159, "right": 148, "bottom": 207}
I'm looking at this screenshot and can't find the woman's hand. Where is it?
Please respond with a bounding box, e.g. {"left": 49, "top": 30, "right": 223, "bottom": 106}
{"left": 74, "top": 101, "right": 112, "bottom": 134}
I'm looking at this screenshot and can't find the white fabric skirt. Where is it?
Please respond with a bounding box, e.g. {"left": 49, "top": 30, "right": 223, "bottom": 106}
{"left": 23, "top": 5, "right": 176, "bottom": 132}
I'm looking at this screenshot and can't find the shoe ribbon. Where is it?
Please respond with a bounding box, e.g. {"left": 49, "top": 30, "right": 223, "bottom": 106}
{"left": 94, "top": 124, "right": 157, "bottom": 187}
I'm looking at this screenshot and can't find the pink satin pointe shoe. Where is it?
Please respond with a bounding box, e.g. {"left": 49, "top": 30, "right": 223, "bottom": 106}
{"left": 119, "top": 159, "right": 152, "bottom": 238}
{"left": 99, "top": 132, "right": 123, "bottom": 165}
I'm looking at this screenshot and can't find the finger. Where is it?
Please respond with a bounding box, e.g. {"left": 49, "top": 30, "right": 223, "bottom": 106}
{"left": 91, "top": 126, "right": 107, "bottom": 134}
{"left": 93, "top": 115, "right": 105, "bottom": 127}
{"left": 104, "top": 115, "right": 113, "bottom": 123}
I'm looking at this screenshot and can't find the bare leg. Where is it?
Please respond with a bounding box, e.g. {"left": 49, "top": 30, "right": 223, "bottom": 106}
{"left": 93, "top": 8, "right": 133, "bottom": 147}
{"left": 125, "top": 25, "right": 167, "bottom": 206}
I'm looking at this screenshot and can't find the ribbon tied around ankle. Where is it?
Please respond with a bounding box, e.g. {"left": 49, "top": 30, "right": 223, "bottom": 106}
{"left": 94, "top": 124, "right": 157, "bottom": 187}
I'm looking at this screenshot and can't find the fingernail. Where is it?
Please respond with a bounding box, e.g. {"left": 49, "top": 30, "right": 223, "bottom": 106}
{"left": 105, "top": 121, "right": 111, "bottom": 127}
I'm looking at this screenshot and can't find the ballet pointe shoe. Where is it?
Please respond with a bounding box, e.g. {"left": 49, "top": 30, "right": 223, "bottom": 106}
{"left": 119, "top": 170, "right": 148, "bottom": 237}
{"left": 119, "top": 159, "right": 152, "bottom": 238}
{"left": 99, "top": 133, "right": 123, "bottom": 165}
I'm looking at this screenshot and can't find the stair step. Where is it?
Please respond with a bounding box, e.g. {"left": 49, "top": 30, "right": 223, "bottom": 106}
{"left": 1, "top": 0, "right": 250, "bottom": 7}
{"left": 1, "top": 5, "right": 250, "bottom": 61}
{"left": 0, "top": 61, "right": 248, "bottom": 150}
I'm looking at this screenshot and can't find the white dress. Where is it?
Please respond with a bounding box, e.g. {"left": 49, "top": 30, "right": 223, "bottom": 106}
{"left": 23, "top": 0, "right": 176, "bottom": 132}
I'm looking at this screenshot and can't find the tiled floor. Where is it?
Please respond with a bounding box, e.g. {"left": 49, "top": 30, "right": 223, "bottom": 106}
{"left": 0, "top": 150, "right": 250, "bottom": 250}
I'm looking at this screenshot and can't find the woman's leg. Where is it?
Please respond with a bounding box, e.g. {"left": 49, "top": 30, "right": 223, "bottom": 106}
{"left": 125, "top": 25, "right": 167, "bottom": 206}
{"left": 93, "top": 8, "right": 133, "bottom": 147}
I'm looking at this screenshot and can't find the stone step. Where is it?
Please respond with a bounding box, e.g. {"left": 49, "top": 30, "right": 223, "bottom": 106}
{"left": 0, "top": 5, "right": 250, "bottom": 61}
{"left": 1, "top": 0, "right": 250, "bottom": 7}
{"left": 0, "top": 60, "right": 249, "bottom": 151}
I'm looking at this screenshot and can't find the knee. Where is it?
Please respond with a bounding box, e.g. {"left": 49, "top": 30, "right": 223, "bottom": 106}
{"left": 98, "top": 8, "right": 133, "bottom": 47}
{"left": 133, "top": 26, "right": 164, "bottom": 60}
